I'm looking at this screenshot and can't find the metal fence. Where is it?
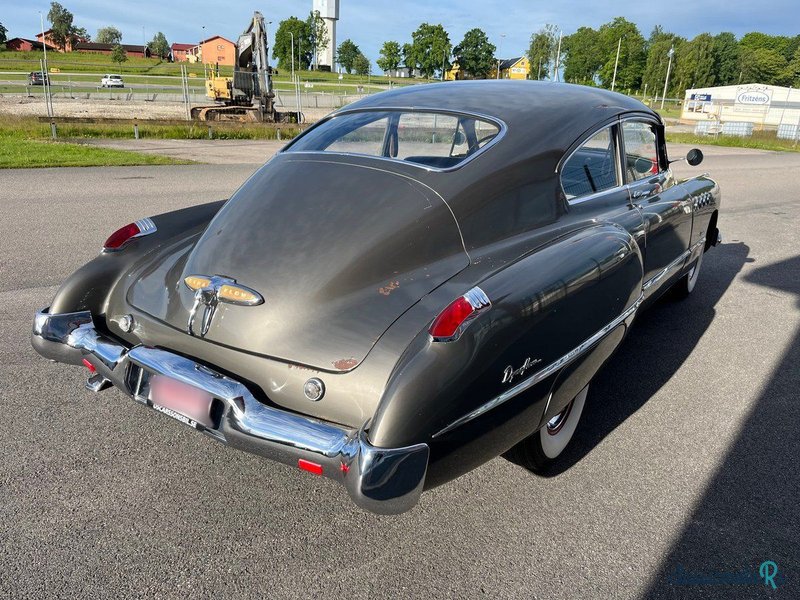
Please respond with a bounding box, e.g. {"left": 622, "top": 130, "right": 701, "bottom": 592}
{"left": 720, "top": 122, "right": 754, "bottom": 137}
{"left": 777, "top": 123, "right": 800, "bottom": 140}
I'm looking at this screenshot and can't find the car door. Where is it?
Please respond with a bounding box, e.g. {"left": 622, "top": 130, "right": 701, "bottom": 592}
{"left": 621, "top": 119, "right": 693, "bottom": 296}
{"left": 562, "top": 123, "right": 646, "bottom": 260}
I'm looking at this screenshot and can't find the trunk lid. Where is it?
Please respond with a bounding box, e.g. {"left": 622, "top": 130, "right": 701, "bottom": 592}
{"left": 128, "top": 155, "right": 468, "bottom": 371}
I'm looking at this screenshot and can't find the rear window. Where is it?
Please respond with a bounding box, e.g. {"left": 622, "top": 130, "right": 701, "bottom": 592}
{"left": 287, "top": 110, "right": 501, "bottom": 169}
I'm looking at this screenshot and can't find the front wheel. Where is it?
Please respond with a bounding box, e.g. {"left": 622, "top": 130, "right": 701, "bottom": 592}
{"left": 675, "top": 251, "right": 704, "bottom": 298}
{"left": 506, "top": 385, "right": 589, "bottom": 473}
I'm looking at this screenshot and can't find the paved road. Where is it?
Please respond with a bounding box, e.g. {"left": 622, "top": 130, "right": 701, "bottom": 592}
{"left": 1, "top": 145, "right": 798, "bottom": 599}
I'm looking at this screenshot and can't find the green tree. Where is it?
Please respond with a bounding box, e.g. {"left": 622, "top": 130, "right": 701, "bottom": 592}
{"left": 596, "top": 17, "right": 646, "bottom": 90}
{"left": 47, "top": 2, "right": 88, "bottom": 50}
{"left": 353, "top": 52, "right": 370, "bottom": 76}
{"left": 739, "top": 32, "right": 793, "bottom": 60}
{"left": 453, "top": 28, "right": 496, "bottom": 79}
{"left": 273, "top": 17, "right": 312, "bottom": 71}
{"left": 337, "top": 39, "right": 360, "bottom": 74}
{"left": 563, "top": 26, "right": 601, "bottom": 84}
{"left": 527, "top": 24, "right": 558, "bottom": 79}
{"left": 784, "top": 47, "right": 800, "bottom": 87}
{"left": 306, "top": 10, "right": 329, "bottom": 69}
{"left": 148, "top": 32, "right": 169, "bottom": 59}
{"left": 110, "top": 44, "right": 127, "bottom": 64}
{"left": 712, "top": 32, "right": 740, "bottom": 86}
{"left": 95, "top": 26, "right": 122, "bottom": 45}
{"left": 377, "top": 41, "right": 402, "bottom": 73}
{"left": 674, "top": 33, "right": 716, "bottom": 91}
{"left": 739, "top": 47, "right": 789, "bottom": 85}
{"left": 642, "top": 27, "right": 684, "bottom": 96}
{"left": 0, "top": 22, "right": 9, "bottom": 45}
{"left": 407, "top": 23, "right": 451, "bottom": 79}
{"left": 402, "top": 42, "right": 415, "bottom": 69}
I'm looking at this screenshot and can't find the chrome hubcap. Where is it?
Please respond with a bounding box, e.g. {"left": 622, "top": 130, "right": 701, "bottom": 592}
{"left": 546, "top": 401, "right": 573, "bottom": 436}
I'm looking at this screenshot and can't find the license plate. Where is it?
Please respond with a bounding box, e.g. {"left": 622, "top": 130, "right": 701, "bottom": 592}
{"left": 149, "top": 375, "right": 214, "bottom": 429}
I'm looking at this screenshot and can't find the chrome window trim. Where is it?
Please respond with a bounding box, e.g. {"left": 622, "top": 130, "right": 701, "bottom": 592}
{"left": 432, "top": 292, "right": 645, "bottom": 438}
{"left": 282, "top": 107, "right": 507, "bottom": 174}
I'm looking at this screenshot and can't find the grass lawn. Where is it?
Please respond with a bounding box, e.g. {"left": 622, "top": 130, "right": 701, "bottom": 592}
{"left": 0, "top": 136, "right": 193, "bottom": 168}
{"left": 666, "top": 131, "right": 800, "bottom": 153}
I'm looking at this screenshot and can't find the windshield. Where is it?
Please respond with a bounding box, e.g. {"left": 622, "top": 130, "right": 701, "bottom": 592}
{"left": 286, "top": 110, "right": 501, "bottom": 169}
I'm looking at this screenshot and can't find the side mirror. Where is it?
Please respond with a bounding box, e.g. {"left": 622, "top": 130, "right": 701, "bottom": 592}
{"left": 686, "top": 148, "right": 704, "bottom": 166}
{"left": 452, "top": 130, "right": 467, "bottom": 146}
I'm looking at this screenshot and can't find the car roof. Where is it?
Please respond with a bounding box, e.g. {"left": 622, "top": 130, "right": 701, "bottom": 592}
{"left": 340, "top": 80, "right": 656, "bottom": 144}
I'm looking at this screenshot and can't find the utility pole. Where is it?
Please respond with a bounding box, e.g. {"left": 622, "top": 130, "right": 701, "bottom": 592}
{"left": 611, "top": 38, "right": 621, "bottom": 91}
{"left": 537, "top": 57, "right": 542, "bottom": 80}
{"left": 660, "top": 46, "right": 674, "bottom": 110}
{"left": 496, "top": 33, "right": 505, "bottom": 80}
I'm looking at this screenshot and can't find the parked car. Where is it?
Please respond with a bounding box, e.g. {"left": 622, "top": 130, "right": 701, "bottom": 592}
{"left": 101, "top": 74, "right": 124, "bottom": 88}
{"left": 28, "top": 71, "right": 50, "bottom": 86}
{"left": 32, "top": 81, "right": 721, "bottom": 514}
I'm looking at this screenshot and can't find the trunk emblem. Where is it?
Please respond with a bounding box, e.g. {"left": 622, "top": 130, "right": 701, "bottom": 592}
{"left": 184, "top": 275, "right": 263, "bottom": 337}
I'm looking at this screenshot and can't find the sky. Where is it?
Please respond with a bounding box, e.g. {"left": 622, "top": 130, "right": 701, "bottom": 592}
{"left": 4, "top": 0, "right": 799, "bottom": 69}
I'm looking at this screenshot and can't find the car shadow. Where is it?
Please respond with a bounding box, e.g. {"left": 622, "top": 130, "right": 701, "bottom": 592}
{"left": 641, "top": 254, "right": 800, "bottom": 598}
{"left": 523, "top": 240, "right": 752, "bottom": 475}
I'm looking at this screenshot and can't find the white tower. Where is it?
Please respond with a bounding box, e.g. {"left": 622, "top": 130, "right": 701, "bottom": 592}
{"left": 312, "top": 0, "right": 339, "bottom": 70}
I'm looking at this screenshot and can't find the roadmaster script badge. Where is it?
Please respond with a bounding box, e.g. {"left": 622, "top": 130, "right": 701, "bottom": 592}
{"left": 184, "top": 275, "right": 264, "bottom": 337}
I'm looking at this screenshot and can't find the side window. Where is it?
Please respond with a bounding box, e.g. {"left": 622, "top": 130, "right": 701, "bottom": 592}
{"left": 325, "top": 116, "right": 389, "bottom": 157}
{"left": 561, "top": 127, "right": 619, "bottom": 200}
{"left": 622, "top": 121, "right": 659, "bottom": 182}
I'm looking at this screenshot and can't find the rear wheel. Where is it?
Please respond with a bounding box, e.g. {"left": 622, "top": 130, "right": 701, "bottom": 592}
{"left": 506, "top": 385, "right": 589, "bottom": 473}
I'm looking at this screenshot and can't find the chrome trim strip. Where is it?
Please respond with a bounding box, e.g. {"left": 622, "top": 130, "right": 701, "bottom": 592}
{"left": 642, "top": 237, "right": 705, "bottom": 292}
{"left": 432, "top": 293, "right": 644, "bottom": 438}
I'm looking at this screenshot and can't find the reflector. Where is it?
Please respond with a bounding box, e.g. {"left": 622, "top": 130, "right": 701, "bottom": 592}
{"left": 103, "top": 223, "right": 141, "bottom": 250}
{"left": 298, "top": 459, "right": 323, "bottom": 475}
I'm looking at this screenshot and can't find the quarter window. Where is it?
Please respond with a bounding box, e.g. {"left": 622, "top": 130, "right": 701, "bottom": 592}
{"left": 561, "top": 127, "right": 619, "bottom": 200}
{"left": 622, "top": 121, "right": 659, "bottom": 182}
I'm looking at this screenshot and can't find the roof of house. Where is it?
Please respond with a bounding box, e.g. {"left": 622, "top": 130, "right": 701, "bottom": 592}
{"left": 6, "top": 37, "right": 51, "bottom": 49}
{"left": 171, "top": 43, "right": 194, "bottom": 51}
{"left": 199, "top": 35, "right": 235, "bottom": 45}
{"left": 73, "top": 42, "right": 150, "bottom": 53}
{"left": 498, "top": 57, "right": 525, "bottom": 70}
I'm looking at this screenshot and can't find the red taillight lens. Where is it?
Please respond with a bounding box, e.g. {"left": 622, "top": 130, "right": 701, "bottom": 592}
{"left": 429, "top": 297, "right": 475, "bottom": 339}
{"left": 429, "top": 287, "right": 491, "bottom": 341}
{"left": 103, "top": 222, "right": 141, "bottom": 250}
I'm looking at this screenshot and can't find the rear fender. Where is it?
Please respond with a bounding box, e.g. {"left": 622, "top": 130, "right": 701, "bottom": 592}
{"left": 50, "top": 201, "right": 226, "bottom": 316}
{"left": 369, "top": 223, "right": 643, "bottom": 486}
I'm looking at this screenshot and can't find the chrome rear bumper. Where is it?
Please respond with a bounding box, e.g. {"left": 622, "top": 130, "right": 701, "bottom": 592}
{"left": 32, "top": 308, "right": 428, "bottom": 515}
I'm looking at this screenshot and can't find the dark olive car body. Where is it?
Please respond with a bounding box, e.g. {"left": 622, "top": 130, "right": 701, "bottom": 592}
{"left": 32, "top": 81, "right": 721, "bottom": 513}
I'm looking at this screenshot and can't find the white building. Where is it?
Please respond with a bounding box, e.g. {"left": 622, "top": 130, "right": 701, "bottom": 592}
{"left": 312, "top": 0, "right": 339, "bottom": 71}
{"left": 681, "top": 83, "right": 800, "bottom": 130}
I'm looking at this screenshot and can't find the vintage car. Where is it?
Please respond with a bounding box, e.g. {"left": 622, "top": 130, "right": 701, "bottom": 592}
{"left": 32, "top": 81, "right": 721, "bottom": 514}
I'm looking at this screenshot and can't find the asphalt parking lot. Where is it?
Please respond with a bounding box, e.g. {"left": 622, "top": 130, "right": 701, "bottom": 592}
{"left": 1, "top": 143, "right": 798, "bottom": 599}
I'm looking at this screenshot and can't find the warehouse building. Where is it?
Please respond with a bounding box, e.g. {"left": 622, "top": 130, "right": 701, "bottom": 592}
{"left": 681, "top": 84, "right": 800, "bottom": 131}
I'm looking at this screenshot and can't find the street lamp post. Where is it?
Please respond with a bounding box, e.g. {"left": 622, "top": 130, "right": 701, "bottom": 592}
{"left": 554, "top": 31, "right": 563, "bottom": 82}
{"left": 611, "top": 38, "right": 621, "bottom": 91}
{"left": 660, "top": 46, "right": 675, "bottom": 110}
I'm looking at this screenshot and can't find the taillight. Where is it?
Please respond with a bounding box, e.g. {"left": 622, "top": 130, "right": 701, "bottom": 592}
{"left": 102, "top": 217, "right": 156, "bottom": 251}
{"left": 429, "top": 286, "right": 491, "bottom": 341}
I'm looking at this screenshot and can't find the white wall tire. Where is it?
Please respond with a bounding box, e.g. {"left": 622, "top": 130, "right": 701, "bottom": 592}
{"left": 504, "top": 384, "right": 589, "bottom": 473}
{"left": 675, "top": 251, "right": 704, "bottom": 298}
{"left": 539, "top": 385, "right": 588, "bottom": 460}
